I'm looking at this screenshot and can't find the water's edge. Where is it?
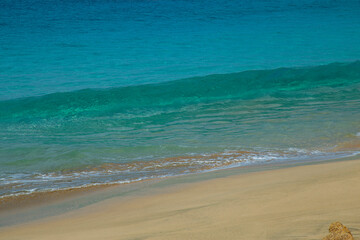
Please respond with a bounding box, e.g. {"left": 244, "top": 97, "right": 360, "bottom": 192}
{"left": 1, "top": 152, "right": 359, "bottom": 228}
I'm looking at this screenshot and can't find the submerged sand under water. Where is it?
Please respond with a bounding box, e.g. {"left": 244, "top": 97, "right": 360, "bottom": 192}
{"left": 1, "top": 142, "right": 359, "bottom": 209}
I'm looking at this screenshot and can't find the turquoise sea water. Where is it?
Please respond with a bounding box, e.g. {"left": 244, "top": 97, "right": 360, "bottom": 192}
{"left": 1, "top": 0, "right": 360, "bottom": 197}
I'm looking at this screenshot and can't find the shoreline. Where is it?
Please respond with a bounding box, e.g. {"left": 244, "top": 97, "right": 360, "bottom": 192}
{"left": 2, "top": 139, "right": 359, "bottom": 210}
{"left": 1, "top": 157, "right": 360, "bottom": 239}
{"left": 0, "top": 151, "right": 358, "bottom": 217}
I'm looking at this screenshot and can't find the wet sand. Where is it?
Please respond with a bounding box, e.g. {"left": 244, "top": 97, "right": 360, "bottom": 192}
{"left": 0, "top": 183, "right": 118, "bottom": 212}
{"left": 1, "top": 158, "right": 360, "bottom": 240}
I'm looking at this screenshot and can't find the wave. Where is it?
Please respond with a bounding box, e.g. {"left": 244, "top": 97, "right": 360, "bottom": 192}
{"left": 1, "top": 61, "right": 360, "bottom": 122}
{"left": 0, "top": 61, "right": 360, "bottom": 198}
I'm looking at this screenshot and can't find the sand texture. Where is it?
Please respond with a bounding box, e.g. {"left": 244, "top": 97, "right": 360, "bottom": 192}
{"left": 1, "top": 159, "right": 360, "bottom": 240}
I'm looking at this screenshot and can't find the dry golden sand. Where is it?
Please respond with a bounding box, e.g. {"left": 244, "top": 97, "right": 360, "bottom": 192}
{"left": 1, "top": 159, "right": 360, "bottom": 240}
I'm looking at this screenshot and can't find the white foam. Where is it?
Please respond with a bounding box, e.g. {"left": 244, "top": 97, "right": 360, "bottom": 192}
{"left": 2, "top": 147, "right": 359, "bottom": 199}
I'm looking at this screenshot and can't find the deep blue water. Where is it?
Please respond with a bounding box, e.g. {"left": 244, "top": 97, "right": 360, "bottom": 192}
{"left": 0, "top": 0, "right": 360, "bottom": 197}
{"left": 1, "top": 0, "right": 360, "bottom": 100}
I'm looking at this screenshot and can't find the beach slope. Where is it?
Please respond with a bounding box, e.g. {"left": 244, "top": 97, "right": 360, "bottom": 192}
{"left": 1, "top": 159, "right": 360, "bottom": 240}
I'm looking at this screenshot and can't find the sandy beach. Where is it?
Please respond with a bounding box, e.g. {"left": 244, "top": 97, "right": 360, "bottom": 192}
{"left": 2, "top": 0, "right": 360, "bottom": 239}
{"left": 1, "top": 158, "right": 360, "bottom": 240}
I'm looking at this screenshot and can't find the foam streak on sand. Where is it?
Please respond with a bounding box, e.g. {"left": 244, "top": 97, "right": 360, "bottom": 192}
{"left": 1, "top": 159, "right": 360, "bottom": 240}
{"left": 0, "top": 147, "right": 357, "bottom": 200}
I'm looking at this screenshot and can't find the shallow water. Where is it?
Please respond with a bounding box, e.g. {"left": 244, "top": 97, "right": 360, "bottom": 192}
{"left": 1, "top": 62, "right": 360, "bottom": 197}
{"left": 0, "top": 0, "right": 360, "bottom": 198}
